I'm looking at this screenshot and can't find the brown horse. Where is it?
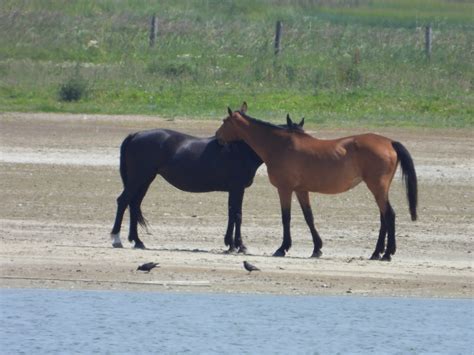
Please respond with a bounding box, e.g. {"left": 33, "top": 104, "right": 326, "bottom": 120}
{"left": 216, "top": 104, "right": 417, "bottom": 261}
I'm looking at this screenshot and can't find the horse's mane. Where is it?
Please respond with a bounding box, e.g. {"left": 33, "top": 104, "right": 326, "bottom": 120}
{"left": 238, "top": 111, "right": 304, "bottom": 132}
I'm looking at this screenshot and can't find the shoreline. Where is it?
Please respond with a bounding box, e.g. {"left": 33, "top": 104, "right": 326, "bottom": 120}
{"left": 2, "top": 284, "right": 473, "bottom": 301}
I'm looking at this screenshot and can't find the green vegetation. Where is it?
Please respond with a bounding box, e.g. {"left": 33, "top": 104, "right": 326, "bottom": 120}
{"left": 0, "top": 0, "right": 472, "bottom": 127}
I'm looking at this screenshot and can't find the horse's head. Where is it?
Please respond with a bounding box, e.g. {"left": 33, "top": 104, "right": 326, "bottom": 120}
{"left": 216, "top": 102, "right": 248, "bottom": 145}
{"left": 216, "top": 102, "right": 305, "bottom": 145}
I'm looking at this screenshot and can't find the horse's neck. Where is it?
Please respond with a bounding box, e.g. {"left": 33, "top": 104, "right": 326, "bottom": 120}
{"left": 238, "top": 120, "right": 284, "bottom": 162}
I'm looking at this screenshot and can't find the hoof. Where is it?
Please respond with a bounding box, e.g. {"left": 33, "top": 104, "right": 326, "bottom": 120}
{"left": 238, "top": 246, "right": 248, "bottom": 254}
{"left": 381, "top": 254, "right": 392, "bottom": 262}
{"left": 370, "top": 253, "right": 381, "bottom": 260}
{"left": 133, "top": 241, "right": 146, "bottom": 250}
{"left": 273, "top": 249, "right": 286, "bottom": 257}
{"left": 112, "top": 242, "right": 123, "bottom": 248}
{"left": 311, "top": 250, "right": 322, "bottom": 258}
{"left": 224, "top": 247, "right": 237, "bottom": 254}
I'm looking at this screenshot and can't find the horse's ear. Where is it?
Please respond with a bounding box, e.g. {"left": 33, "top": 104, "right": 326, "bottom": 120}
{"left": 286, "top": 114, "right": 293, "bottom": 127}
{"left": 227, "top": 107, "right": 232, "bottom": 116}
{"left": 240, "top": 101, "right": 248, "bottom": 113}
{"left": 298, "top": 117, "right": 305, "bottom": 127}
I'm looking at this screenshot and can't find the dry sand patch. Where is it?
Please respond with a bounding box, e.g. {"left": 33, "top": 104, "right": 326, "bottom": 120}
{"left": 0, "top": 113, "right": 472, "bottom": 297}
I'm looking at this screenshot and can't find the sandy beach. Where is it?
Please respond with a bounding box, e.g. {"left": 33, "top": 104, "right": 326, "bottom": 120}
{"left": 0, "top": 112, "right": 472, "bottom": 297}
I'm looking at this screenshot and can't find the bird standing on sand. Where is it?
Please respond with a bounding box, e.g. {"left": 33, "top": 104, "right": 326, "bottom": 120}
{"left": 137, "top": 262, "right": 159, "bottom": 272}
{"left": 243, "top": 261, "right": 260, "bottom": 273}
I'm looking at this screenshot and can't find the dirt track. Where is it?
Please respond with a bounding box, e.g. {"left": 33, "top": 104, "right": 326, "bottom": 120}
{"left": 0, "top": 112, "right": 472, "bottom": 297}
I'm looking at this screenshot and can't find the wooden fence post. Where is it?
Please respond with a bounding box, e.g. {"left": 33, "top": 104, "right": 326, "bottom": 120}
{"left": 425, "top": 24, "right": 432, "bottom": 59}
{"left": 149, "top": 14, "right": 157, "bottom": 47}
{"left": 274, "top": 21, "right": 282, "bottom": 55}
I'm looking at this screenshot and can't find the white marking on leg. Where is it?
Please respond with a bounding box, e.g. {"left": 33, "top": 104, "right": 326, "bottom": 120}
{"left": 111, "top": 233, "right": 123, "bottom": 247}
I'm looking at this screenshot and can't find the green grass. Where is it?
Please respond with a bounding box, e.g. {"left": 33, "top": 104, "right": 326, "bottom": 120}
{"left": 0, "top": 0, "right": 472, "bottom": 127}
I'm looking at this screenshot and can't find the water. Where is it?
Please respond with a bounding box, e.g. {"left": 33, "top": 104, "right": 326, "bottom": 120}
{"left": 1, "top": 289, "right": 472, "bottom": 354}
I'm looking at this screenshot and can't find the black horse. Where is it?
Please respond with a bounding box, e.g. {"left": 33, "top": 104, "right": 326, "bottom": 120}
{"left": 110, "top": 103, "right": 304, "bottom": 252}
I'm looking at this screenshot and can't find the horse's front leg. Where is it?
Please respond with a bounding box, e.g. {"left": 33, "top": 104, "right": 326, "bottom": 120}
{"left": 224, "top": 191, "right": 237, "bottom": 253}
{"left": 232, "top": 188, "right": 247, "bottom": 254}
{"left": 273, "top": 188, "right": 293, "bottom": 257}
{"left": 224, "top": 188, "right": 247, "bottom": 254}
{"left": 295, "top": 191, "right": 323, "bottom": 258}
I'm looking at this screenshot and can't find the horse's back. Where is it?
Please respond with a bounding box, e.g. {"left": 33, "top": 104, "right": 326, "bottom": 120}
{"left": 123, "top": 129, "right": 261, "bottom": 192}
{"left": 162, "top": 140, "right": 262, "bottom": 192}
{"left": 129, "top": 129, "right": 206, "bottom": 150}
{"left": 351, "top": 133, "right": 393, "bottom": 150}
{"left": 309, "top": 133, "right": 395, "bottom": 161}
{"left": 328, "top": 133, "right": 398, "bottom": 180}
{"left": 121, "top": 129, "right": 207, "bottom": 180}
{"left": 268, "top": 132, "right": 397, "bottom": 193}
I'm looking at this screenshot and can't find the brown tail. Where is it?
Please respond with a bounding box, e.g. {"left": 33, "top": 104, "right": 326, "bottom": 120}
{"left": 392, "top": 141, "right": 418, "bottom": 221}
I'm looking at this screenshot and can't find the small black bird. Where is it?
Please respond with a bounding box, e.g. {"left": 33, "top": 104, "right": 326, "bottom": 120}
{"left": 243, "top": 261, "right": 260, "bottom": 273}
{"left": 137, "top": 262, "right": 159, "bottom": 272}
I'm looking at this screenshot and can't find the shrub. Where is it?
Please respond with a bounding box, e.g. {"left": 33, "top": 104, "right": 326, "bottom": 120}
{"left": 58, "top": 76, "right": 87, "bottom": 102}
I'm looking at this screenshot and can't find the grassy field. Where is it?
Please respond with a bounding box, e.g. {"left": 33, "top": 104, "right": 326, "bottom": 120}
{"left": 0, "top": 0, "right": 472, "bottom": 127}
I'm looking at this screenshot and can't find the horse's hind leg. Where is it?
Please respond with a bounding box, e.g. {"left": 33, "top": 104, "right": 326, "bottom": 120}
{"left": 381, "top": 202, "right": 396, "bottom": 261}
{"left": 370, "top": 213, "right": 387, "bottom": 260}
{"left": 128, "top": 178, "right": 155, "bottom": 249}
{"left": 296, "top": 191, "right": 323, "bottom": 258}
{"left": 367, "top": 179, "right": 396, "bottom": 261}
{"left": 110, "top": 190, "right": 131, "bottom": 248}
{"left": 273, "top": 188, "right": 293, "bottom": 257}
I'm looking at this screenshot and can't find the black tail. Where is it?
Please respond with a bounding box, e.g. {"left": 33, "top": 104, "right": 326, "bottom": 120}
{"left": 136, "top": 190, "right": 149, "bottom": 232}
{"left": 392, "top": 141, "right": 418, "bottom": 221}
{"left": 136, "top": 210, "right": 149, "bottom": 230}
{"left": 119, "top": 134, "right": 134, "bottom": 188}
